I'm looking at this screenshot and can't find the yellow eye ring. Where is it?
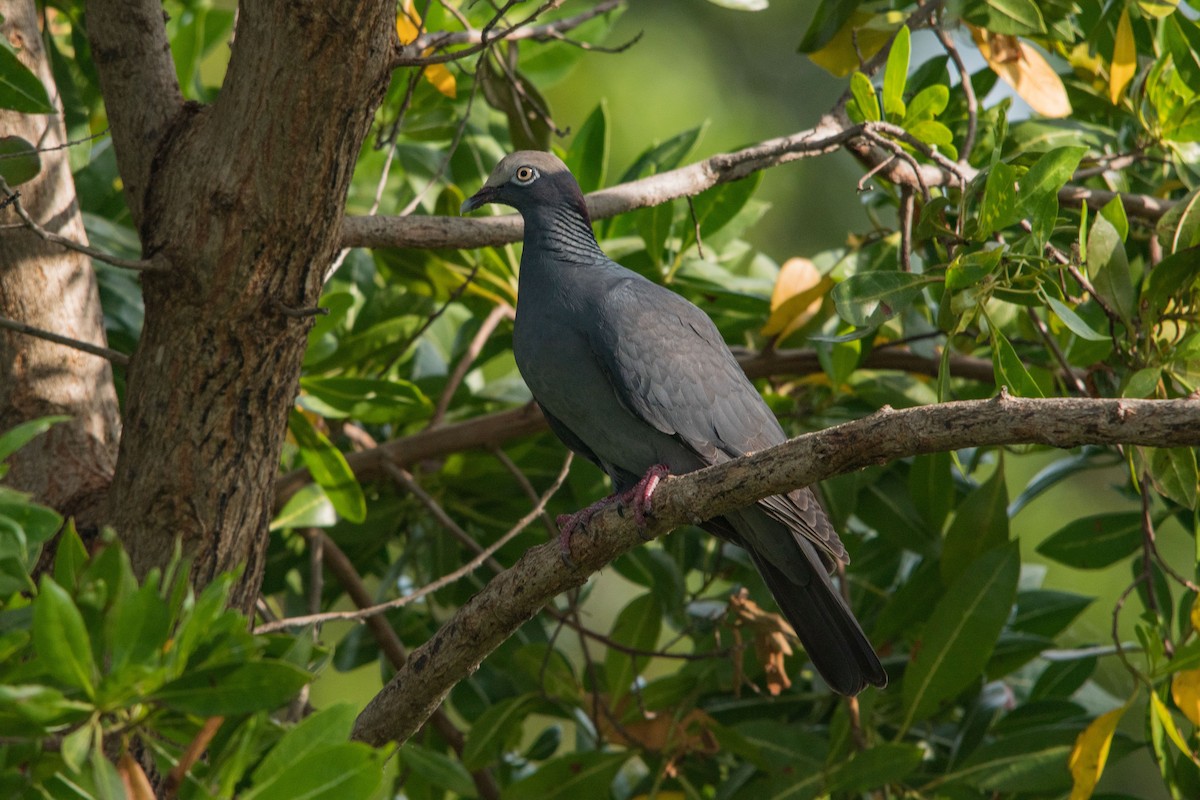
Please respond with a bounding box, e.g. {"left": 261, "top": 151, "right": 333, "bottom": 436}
{"left": 514, "top": 166, "right": 538, "bottom": 184}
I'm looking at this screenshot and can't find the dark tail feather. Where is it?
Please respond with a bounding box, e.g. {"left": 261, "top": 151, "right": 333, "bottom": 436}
{"left": 747, "top": 549, "right": 887, "bottom": 696}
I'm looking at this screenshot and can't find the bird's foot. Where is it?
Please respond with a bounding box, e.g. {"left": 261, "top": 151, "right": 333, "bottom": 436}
{"left": 619, "top": 464, "right": 670, "bottom": 536}
{"left": 555, "top": 496, "right": 617, "bottom": 566}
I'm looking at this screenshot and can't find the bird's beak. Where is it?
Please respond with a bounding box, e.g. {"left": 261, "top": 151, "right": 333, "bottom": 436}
{"left": 460, "top": 187, "right": 494, "bottom": 215}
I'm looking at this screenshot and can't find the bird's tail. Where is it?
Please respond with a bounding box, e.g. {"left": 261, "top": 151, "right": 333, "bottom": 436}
{"left": 738, "top": 527, "right": 887, "bottom": 696}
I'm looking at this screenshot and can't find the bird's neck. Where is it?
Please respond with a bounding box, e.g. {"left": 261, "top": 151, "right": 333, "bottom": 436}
{"left": 521, "top": 205, "right": 606, "bottom": 266}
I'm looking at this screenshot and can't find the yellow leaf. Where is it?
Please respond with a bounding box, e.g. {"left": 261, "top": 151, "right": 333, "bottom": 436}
{"left": 1137, "top": 0, "right": 1179, "bottom": 18}
{"left": 807, "top": 11, "right": 893, "bottom": 78}
{"left": 1172, "top": 668, "right": 1200, "bottom": 727}
{"left": 1110, "top": 9, "right": 1136, "bottom": 105}
{"left": 970, "top": 26, "right": 1072, "bottom": 118}
{"left": 1067, "top": 704, "right": 1128, "bottom": 800}
{"left": 761, "top": 258, "right": 829, "bottom": 342}
{"left": 397, "top": 3, "right": 458, "bottom": 98}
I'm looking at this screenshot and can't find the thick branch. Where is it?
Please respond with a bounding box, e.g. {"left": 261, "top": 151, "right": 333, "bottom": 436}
{"left": 84, "top": 0, "right": 184, "bottom": 223}
{"left": 352, "top": 394, "right": 1200, "bottom": 745}
{"left": 274, "top": 347, "right": 995, "bottom": 504}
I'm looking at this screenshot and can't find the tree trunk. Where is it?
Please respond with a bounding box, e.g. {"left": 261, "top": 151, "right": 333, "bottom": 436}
{"left": 0, "top": 1, "right": 121, "bottom": 534}
{"left": 87, "top": 0, "right": 396, "bottom": 610}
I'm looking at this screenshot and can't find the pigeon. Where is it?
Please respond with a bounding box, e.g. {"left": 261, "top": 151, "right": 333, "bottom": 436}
{"left": 461, "top": 151, "right": 887, "bottom": 695}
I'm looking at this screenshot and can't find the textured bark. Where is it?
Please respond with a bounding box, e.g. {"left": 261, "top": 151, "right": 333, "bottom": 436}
{"left": 87, "top": 0, "right": 397, "bottom": 610}
{"left": 0, "top": 1, "right": 121, "bottom": 528}
{"left": 352, "top": 394, "right": 1200, "bottom": 746}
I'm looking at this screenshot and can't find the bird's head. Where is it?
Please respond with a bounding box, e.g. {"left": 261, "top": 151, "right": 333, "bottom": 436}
{"left": 460, "top": 151, "right": 591, "bottom": 225}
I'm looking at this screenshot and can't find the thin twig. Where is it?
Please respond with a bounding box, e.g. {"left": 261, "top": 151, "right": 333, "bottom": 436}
{"left": 256, "top": 454, "right": 572, "bottom": 633}
{"left": 0, "top": 176, "right": 160, "bottom": 271}
{"left": 899, "top": 186, "right": 914, "bottom": 272}
{"left": 0, "top": 315, "right": 130, "bottom": 365}
{"left": 1026, "top": 307, "right": 1089, "bottom": 395}
{"left": 430, "top": 303, "right": 514, "bottom": 427}
{"left": 933, "top": 25, "right": 977, "bottom": 164}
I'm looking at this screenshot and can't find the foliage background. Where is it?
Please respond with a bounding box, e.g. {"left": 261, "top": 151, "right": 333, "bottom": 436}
{"left": 2, "top": 0, "right": 1200, "bottom": 798}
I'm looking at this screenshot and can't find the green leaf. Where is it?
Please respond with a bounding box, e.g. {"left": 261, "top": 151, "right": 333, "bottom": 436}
{"left": 1046, "top": 297, "right": 1108, "bottom": 341}
{"left": 962, "top": 0, "right": 1047, "bottom": 36}
{"left": 398, "top": 744, "right": 477, "bottom": 797}
{"left": 249, "top": 704, "right": 361, "bottom": 787}
{"left": 882, "top": 26, "right": 910, "bottom": 121}
{"left": 1016, "top": 146, "right": 1086, "bottom": 214}
{"left": 0, "top": 42, "right": 53, "bottom": 113}
{"left": 832, "top": 271, "right": 937, "bottom": 327}
{"left": 504, "top": 751, "right": 628, "bottom": 800}
{"left": 848, "top": 72, "right": 880, "bottom": 123}
{"left": 271, "top": 483, "right": 337, "bottom": 531}
{"left": 901, "top": 543, "right": 1020, "bottom": 729}
{"left": 0, "top": 501, "right": 62, "bottom": 547}
{"left": 1155, "top": 188, "right": 1200, "bottom": 255}
{"left": 0, "top": 684, "right": 91, "bottom": 736}
{"left": 53, "top": 520, "right": 89, "bottom": 590}
{"left": 1030, "top": 657, "right": 1096, "bottom": 699}
{"left": 1150, "top": 447, "right": 1198, "bottom": 509}
{"left": 1086, "top": 214, "right": 1135, "bottom": 327}
{"left": 462, "top": 693, "right": 538, "bottom": 770}
{"left": 797, "top": 0, "right": 861, "bottom": 53}
{"left": 34, "top": 577, "right": 97, "bottom": 697}
{"left": 246, "top": 742, "right": 383, "bottom": 800}
{"left": 905, "top": 84, "right": 949, "bottom": 124}
{"left": 0, "top": 135, "right": 42, "bottom": 186}
{"left": 1124, "top": 366, "right": 1162, "bottom": 398}
{"left": 978, "top": 161, "right": 1019, "bottom": 238}
{"left": 910, "top": 451, "right": 955, "bottom": 532}
{"left": 1036, "top": 512, "right": 1142, "bottom": 568}
{"left": 287, "top": 410, "right": 366, "bottom": 523}
{"left": 687, "top": 172, "right": 763, "bottom": 242}
{"left": 827, "top": 743, "right": 924, "bottom": 793}
{"left": 565, "top": 101, "right": 608, "bottom": 194}
{"left": 941, "top": 466, "right": 1009, "bottom": 583}
{"left": 1012, "top": 590, "right": 1092, "bottom": 637}
{"left": 151, "top": 661, "right": 310, "bottom": 715}
{"left": 298, "top": 377, "right": 431, "bottom": 425}
{"left": 107, "top": 575, "right": 171, "bottom": 674}
{"left": 1100, "top": 195, "right": 1129, "bottom": 243}
{"left": 605, "top": 593, "right": 661, "bottom": 699}
{"left": 1144, "top": 247, "right": 1200, "bottom": 325}
{"left": 0, "top": 415, "right": 69, "bottom": 462}
{"left": 991, "top": 329, "right": 1044, "bottom": 397}
{"left": 952, "top": 727, "right": 1078, "bottom": 792}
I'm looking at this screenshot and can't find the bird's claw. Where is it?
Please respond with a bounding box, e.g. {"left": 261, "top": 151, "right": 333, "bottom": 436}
{"left": 555, "top": 464, "right": 671, "bottom": 561}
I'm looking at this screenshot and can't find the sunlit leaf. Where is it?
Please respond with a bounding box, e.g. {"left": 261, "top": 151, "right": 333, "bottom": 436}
{"left": 1172, "top": 670, "right": 1200, "bottom": 727}
{"left": 762, "top": 258, "right": 828, "bottom": 341}
{"left": 287, "top": 410, "right": 366, "bottom": 523}
{"left": 1046, "top": 297, "right": 1108, "bottom": 341}
{"left": 883, "top": 26, "right": 910, "bottom": 121}
{"left": 33, "top": 577, "right": 97, "bottom": 698}
{"left": 1086, "top": 214, "right": 1135, "bottom": 327}
{"left": 1067, "top": 702, "right": 1129, "bottom": 800}
{"left": 1110, "top": 9, "right": 1136, "bottom": 105}
{"left": 848, "top": 72, "right": 880, "bottom": 122}
{"left": 396, "top": 2, "right": 456, "bottom": 98}
{"left": 970, "top": 27, "right": 1071, "bottom": 118}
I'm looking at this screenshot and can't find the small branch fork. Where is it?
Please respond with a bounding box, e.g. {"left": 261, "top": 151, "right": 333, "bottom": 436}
{"left": 350, "top": 394, "right": 1200, "bottom": 746}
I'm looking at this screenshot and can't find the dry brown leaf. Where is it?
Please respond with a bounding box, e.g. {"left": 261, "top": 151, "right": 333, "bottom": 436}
{"left": 969, "top": 26, "right": 1072, "bottom": 118}
{"left": 729, "top": 588, "right": 796, "bottom": 696}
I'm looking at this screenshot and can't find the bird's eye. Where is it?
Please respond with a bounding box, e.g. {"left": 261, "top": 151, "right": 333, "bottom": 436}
{"left": 513, "top": 166, "right": 539, "bottom": 184}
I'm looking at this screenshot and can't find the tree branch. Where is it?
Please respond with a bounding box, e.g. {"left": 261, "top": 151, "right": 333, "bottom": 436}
{"left": 339, "top": 117, "right": 1177, "bottom": 251}
{"left": 84, "top": 0, "right": 185, "bottom": 223}
{"left": 351, "top": 394, "right": 1200, "bottom": 745}
{"left": 274, "top": 346, "right": 995, "bottom": 504}
{"left": 0, "top": 315, "right": 130, "bottom": 366}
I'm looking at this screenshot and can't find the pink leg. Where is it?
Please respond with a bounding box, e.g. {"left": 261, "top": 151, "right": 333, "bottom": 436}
{"left": 556, "top": 464, "right": 671, "bottom": 564}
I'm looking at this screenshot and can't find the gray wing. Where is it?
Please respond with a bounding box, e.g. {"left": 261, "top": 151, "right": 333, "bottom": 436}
{"left": 591, "top": 275, "right": 845, "bottom": 565}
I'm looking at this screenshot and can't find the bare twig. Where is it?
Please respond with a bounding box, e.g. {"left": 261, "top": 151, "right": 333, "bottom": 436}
{"left": 257, "top": 454, "right": 572, "bottom": 633}
{"left": 933, "top": 26, "right": 977, "bottom": 164}
{"left": 430, "top": 303, "right": 514, "bottom": 426}
{"left": 0, "top": 176, "right": 161, "bottom": 271}
{"left": 0, "top": 315, "right": 130, "bottom": 365}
